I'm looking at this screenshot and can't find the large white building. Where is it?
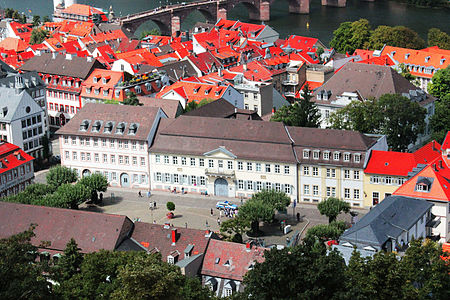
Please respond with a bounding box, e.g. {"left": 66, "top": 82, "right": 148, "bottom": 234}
{"left": 57, "top": 103, "right": 167, "bottom": 188}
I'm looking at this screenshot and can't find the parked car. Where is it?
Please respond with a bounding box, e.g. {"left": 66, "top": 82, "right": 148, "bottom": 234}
{"left": 216, "top": 201, "right": 238, "bottom": 210}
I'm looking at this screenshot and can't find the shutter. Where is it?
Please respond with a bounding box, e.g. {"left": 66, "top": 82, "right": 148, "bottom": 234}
{"left": 153, "top": 172, "right": 156, "bottom": 181}
{"left": 196, "top": 176, "right": 200, "bottom": 186}
{"left": 244, "top": 181, "right": 247, "bottom": 191}
{"left": 253, "top": 182, "right": 257, "bottom": 191}
{"left": 281, "top": 184, "right": 285, "bottom": 193}
{"left": 188, "top": 175, "right": 192, "bottom": 185}
{"left": 170, "top": 174, "right": 174, "bottom": 184}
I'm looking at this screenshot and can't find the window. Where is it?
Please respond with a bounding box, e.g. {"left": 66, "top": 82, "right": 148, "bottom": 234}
{"left": 373, "top": 192, "right": 380, "bottom": 205}
{"left": 64, "top": 136, "right": 69, "bottom": 144}
{"left": 72, "top": 152, "right": 77, "bottom": 160}
{"left": 313, "top": 185, "right": 319, "bottom": 196}
{"left": 181, "top": 157, "right": 187, "bottom": 165}
{"left": 94, "top": 153, "right": 99, "bottom": 162}
{"left": 140, "top": 142, "right": 145, "bottom": 150}
{"left": 284, "top": 166, "right": 290, "bottom": 174}
{"left": 265, "top": 182, "right": 272, "bottom": 190}
{"left": 354, "top": 171, "right": 360, "bottom": 180}
{"left": 156, "top": 155, "right": 161, "bottom": 163}
{"left": 256, "top": 181, "right": 263, "bottom": 191}
{"left": 238, "top": 162, "right": 243, "bottom": 170}
{"left": 81, "top": 152, "right": 86, "bottom": 161}
{"left": 132, "top": 141, "right": 137, "bottom": 150}
{"left": 275, "top": 164, "right": 280, "bottom": 174}
{"left": 119, "top": 155, "right": 124, "bottom": 164}
{"left": 304, "top": 185, "right": 310, "bottom": 195}
{"left": 354, "top": 189, "right": 360, "bottom": 199}
{"left": 103, "top": 154, "right": 108, "bottom": 163}
{"left": 344, "top": 188, "right": 350, "bottom": 199}
{"left": 140, "top": 157, "right": 145, "bottom": 166}
{"left": 303, "top": 150, "right": 309, "bottom": 159}
{"left": 80, "top": 138, "right": 85, "bottom": 146}
{"left": 312, "top": 167, "right": 319, "bottom": 176}
{"left": 174, "top": 174, "right": 179, "bottom": 183}
{"left": 370, "top": 176, "right": 380, "bottom": 184}
{"left": 208, "top": 159, "right": 214, "bottom": 168}
{"left": 93, "top": 138, "right": 98, "bottom": 147}
{"left": 344, "top": 169, "right": 350, "bottom": 179}
{"left": 224, "top": 288, "right": 233, "bottom": 297}
{"left": 323, "top": 152, "right": 330, "bottom": 160}
{"left": 354, "top": 154, "right": 360, "bottom": 163}
{"left": 164, "top": 155, "right": 169, "bottom": 164}
{"left": 65, "top": 151, "right": 70, "bottom": 159}
{"left": 303, "top": 166, "right": 309, "bottom": 175}
{"left": 247, "top": 162, "right": 252, "bottom": 171}
{"left": 72, "top": 136, "right": 77, "bottom": 145}
{"left": 199, "top": 158, "right": 205, "bottom": 166}
{"left": 132, "top": 156, "right": 137, "bottom": 165}
{"left": 172, "top": 156, "right": 178, "bottom": 165}
{"left": 284, "top": 185, "right": 291, "bottom": 194}
{"left": 344, "top": 153, "right": 350, "bottom": 162}
{"left": 199, "top": 176, "right": 206, "bottom": 186}
{"left": 238, "top": 180, "right": 244, "bottom": 190}
{"left": 313, "top": 151, "right": 320, "bottom": 159}
{"left": 265, "top": 164, "right": 271, "bottom": 173}
{"left": 385, "top": 176, "right": 392, "bottom": 185}
{"left": 125, "top": 156, "right": 129, "bottom": 164}
{"left": 102, "top": 139, "right": 106, "bottom": 147}
{"left": 124, "top": 141, "right": 128, "bottom": 149}
{"left": 333, "top": 152, "right": 340, "bottom": 161}
{"left": 111, "top": 155, "right": 116, "bottom": 163}
{"left": 165, "top": 173, "right": 171, "bottom": 183}
{"left": 86, "top": 153, "right": 91, "bottom": 161}
{"left": 326, "top": 168, "right": 336, "bottom": 178}
{"left": 256, "top": 163, "right": 261, "bottom": 172}
{"left": 247, "top": 181, "right": 253, "bottom": 190}
{"left": 156, "top": 172, "right": 162, "bottom": 182}
{"left": 110, "top": 139, "right": 115, "bottom": 148}
{"left": 227, "top": 161, "right": 233, "bottom": 170}
{"left": 190, "top": 158, "right": 196, "bottom": 166}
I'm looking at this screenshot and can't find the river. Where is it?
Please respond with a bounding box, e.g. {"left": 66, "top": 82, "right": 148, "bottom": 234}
{"left": 1, "top": 0, "right": 448, "bottom": 45}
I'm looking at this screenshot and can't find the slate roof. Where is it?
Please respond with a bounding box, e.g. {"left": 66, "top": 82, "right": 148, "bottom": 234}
{"left": 150, "top": 116, "right": 296, "bottom": 163}
{"left": 0, "top": 88, "right": 41, "bottom": 122}
{"left": 20, "top": 52, "right": 103, "bottom": 79}
{"left": 130, "top": 222, "right": 210, "bottom": 261}
{"left": 138, "top": 97, "right": 183, "bottom": 118}
{"left": 313, "top": 62, "right": 435, "bottom": 106}
{"left": 156, "top": 60, "right": 198, "bottom": 82}
{"left": 201, "top": 239, "right": 266, "bottom": 281}
{"left": 56, "top": 103, "right": 163, "bottom": 141}
{"left": 184, "top": 98, "right": 261, "bottom": 120}
{"left": 0, "top": 202, "right": 134, "bottom": 253}
{"left": 340, "top": 196, "right": 433, "bottom": 249}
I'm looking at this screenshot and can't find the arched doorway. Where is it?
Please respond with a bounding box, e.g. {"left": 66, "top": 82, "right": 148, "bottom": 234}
{"left": 82, "top": 169, "right": 91, "bottom": 177}
{"left": 214, "top": 178, "right": 228, "bottom": 197}
{"left": 120, "top": 173, "right": 130, "bottom": 187}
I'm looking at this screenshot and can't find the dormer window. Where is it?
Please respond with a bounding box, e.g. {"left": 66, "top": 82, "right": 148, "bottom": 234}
{"left": 115, "top": 90, "right": 120, "bottom": 98}
{"left": 215, "top": 90, "right": 220, "bottom": 96}
{"left": 405, "top": 53, "right": 410, "bottom": 60}
{"left": 333, "top": 152, "right": 340, "bottom": 161}
{"left": 323, "top": 151, "right": 330, "bottom": 160}
{"left": 115, "top": 122, "right": 125, "bottom": 134}
{"left": 104, "top": 121, "right": 114, "bottom": 133}
{"left": 79, "top": 120, "right": 90, "bottom": 131}
{"left": 415, "top": 177, "right": 433, "bottom": 192}
{"left": 354, "top": 154, "right": 361, "bottom": 163}
{"left": 91, "top": 120, "right": 102, "bottom": 132}
{"left": 425, "top": 56, "right": 430, "bottom": 63}
{"left": 128, "top": 123, "right": 138, "bottom": 135}
{"left": 94, "top": 88, "right": 100, "bottom": 95}
{"left": 313, "top": 150, "right": 320, "bottom": 159}
{"left": 145, "top": 82, "right": 152, "bottom": 91}
{"left": 343, "top": 153, "right": 350, "bottom": 162}
{"left": 93, "top": 76, "right": 100, "bottom": 83}
{"left": 135, "top": 86, "right": 141, "bottom": 94}
{"left": 103, "top": 89, "right": 109, "bottom": 96}
{"left": 303, "top": 149, "right": 310, "bottom": 159}
{"left": 205, "top": 88, "right": 211, "bottom": 95}
{"left": 85, "top": 87, "right": 91, "bottom": 94}
{"left": 441, "top": 58, "right": 446, "bottom": 65}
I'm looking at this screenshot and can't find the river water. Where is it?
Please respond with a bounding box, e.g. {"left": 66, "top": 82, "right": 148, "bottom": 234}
{"left": 1, "top": 0, "right": 448, "bottom": 44}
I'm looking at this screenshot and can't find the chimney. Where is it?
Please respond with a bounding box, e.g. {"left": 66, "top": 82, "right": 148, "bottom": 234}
{"left": 171, "top": 228, "right": 177, "bottom": 245}
{"left": 51, "top": 52, "right": 57, "bottom": 59}
{"left": 66, "top": 53, "right": 72, "bottom": 60}
{"left": 243, "top": 63, "right": 247, "bottom": 71}
{"left": 87, "top": 56, "right": 92, "bottom": 62}
{"left": 246, "top": 242, "right": 251, "bottom": 252}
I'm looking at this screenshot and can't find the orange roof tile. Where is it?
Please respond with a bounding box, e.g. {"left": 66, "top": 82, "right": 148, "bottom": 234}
{"left": 156, "top": 80, "right": 230, "bottom": 103}
{"left": 0, "top": 37, "right": 28, "bottom": 52}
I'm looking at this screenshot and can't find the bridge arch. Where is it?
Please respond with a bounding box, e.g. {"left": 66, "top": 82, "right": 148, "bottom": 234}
{"left": 225, "top": 1, "right": 261, "bottom": 21}
{"left": 123, "top": 17, "right": 171, "bottom": 37}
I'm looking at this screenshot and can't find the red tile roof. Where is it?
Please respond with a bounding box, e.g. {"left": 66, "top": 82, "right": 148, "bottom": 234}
{"left": 130, "top": 222, "right": 210, "bottom": 261}
{"left": 8, "top": 22, "right": 32, "bottom": 43}
{"left": 229, "top": 60, "right": 272, "bottom": 82}
{"left": 157, "top": 80, "right": 230, "bottom": 103}
{"left": 442, "top": 131, "right": 450, "bottom": 151}
{"left": 0, "top": 37, "right": 28, "bottom": 52}
{"left": 80, "top": 69, "right": 124, "bottom": 100}
{"left": 0, "top": 202, "right": 133, "bottom": 253}
{"left": 187, "top": 52, "right": 222, "bottom": 74}
{"left": 356, "top": 55, "right": 396, "bottom": 67}
{"left": 0, "top": 142, "right": 34, "bottom": 173}
{"left": 61, "top": 3, "right": 106, "bottom": 18}
{"left": 201, "top": 239, "right": 266, "bottom": 281}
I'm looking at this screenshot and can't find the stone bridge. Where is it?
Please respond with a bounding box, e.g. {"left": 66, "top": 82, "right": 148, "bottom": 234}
{"left": 118, "top": 0, "right": 355, "bottom": 36}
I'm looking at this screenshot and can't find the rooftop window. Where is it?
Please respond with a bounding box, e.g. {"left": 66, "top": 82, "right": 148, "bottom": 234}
{"left": 115, "top": 122, "right": 125, "bottom": 134}
{"left": 104, "top": 121, "right": 114, "bottom": 133}
{"left": 79, "top": 120, "right": 90, "bottom": 131}
{"left": 128, "top": 123, "right": 138, "bottom": 135}
{"left": 91, "top": 120, "right": 102, "bottom": 132}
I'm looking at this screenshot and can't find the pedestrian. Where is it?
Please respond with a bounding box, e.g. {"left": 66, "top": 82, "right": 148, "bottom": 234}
{"left": 147, "top": 190, "right": 151, "bottom": 198}
{"left": 219, "top": 210, "right": 222, "bottom": 218}
{"left": 153, "top": 220, "right": 156, "bottom": 224}
{"left": 138, "top": 191, "right": 142, "bottom": 197}
{"left": 210, "top": 208, "right": 213, "bottom": 216}
{"left": 296, "top": 212, "right": 300, "bottom": 222}
{"left": 206, "top": 220, "right": 209, "bottom": 227}
{"left": 99, "top": 192, "right": 103, "bottom": 203}
{"left": 153, "top": 201, "right": 156, "bottom": 209}
{"left": 185, "top": 222, "right": 188, "bottom": 228}
{"left": 217, "top": 217, "right": 221, "bottom": 226}
{"left": 181, "top": 187, "right": 185, "bottom": 194}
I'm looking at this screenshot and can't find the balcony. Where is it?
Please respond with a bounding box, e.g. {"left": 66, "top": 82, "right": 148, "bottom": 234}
{"left": 282, "top": 79, "right": 298, "bottom": 86}
{"left": 205, "top": 168, "right": 235, "bottom": 178}
{"left": 284, "top": 91, "right": 296, "bottom": 97}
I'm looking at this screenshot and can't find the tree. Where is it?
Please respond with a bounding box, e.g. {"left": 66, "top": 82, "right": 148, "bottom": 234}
{"left": 329, "top": 22, "right": 355, "bottom": 54}
{"left": 369, "top": 25, "right": 425, "bottom": 50}
{"left": 183, "top": 99, "right": 213, "bottom": 113}
{"left": 42, "top": 16, "right": 51, "bottom": 23}
{"left": 377, "top": 94, "right": 426, "bottom": 151}
{"left": 46, "top": 165, "right": 78, "bottom": 189}
{"left": 122, "top": 92, "right": 142, "bottom": 106}
{"left": 30, "top": 28, "right": 49, "bottom": 45}
{"left": 243, "top": 243, "right": 347, "bottom": 299}
{"left": 428, "top": 28, "right": 450, "bottom": 50}
{"left": 271, "top": 85, "right": 321, "bottom": 127}
{"left": 428, "top": 66, "right": 450, "bottom": 99}
{"left": 317, "top": 197, "right": 350, "bottom": 224}
{"left": 239, "top": 190, "right": 291, "bottom": 234}
{"left": 166, "top": 201, "right": 175, "bottom": 212}
{"left": 0, "top": 227, "right": 52, "bottom": 299}
{"left": 305, "top": 221, "right": 347, "bottom": 243}
{"left": 330, "top": 19, "right": 371, "bottom": 54}
{"left": 51, "top": 183, "right": 91, "bottom": 209}
{"left": 79, "top": 173, "right": 108, "bottom": 193}
{"left": 430, "top": 94, "right": 450, "bottom": 143}
{"left": 52, "top": 238, "right": 84, "bottom": 282}
{"left": 220, "top": 217, "right": 249, "bottom": 243}
{"left": 398, "top": 63, "right": 419, "bottom": 85}
{"left": 4, "top": 8, "right": 13, "bottom": 18}
{"left": 140, "top": 28, "right": 161, "bottom": 40}
{"left": 32, "top": 15, "right": 40, "bottom": 27}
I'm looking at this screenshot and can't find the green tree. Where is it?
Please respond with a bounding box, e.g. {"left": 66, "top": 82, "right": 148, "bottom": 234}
{"left": 4, "top": 8, "right": 13, "bottom": 18}
{"left": 42, "top": 16, "right": 51, "bottom": 23}
{"left": 166, "top": 201, "right": 175, "bottom": 211}
{"left": 317, "top": 197, "right": 350, "bottom": 224}
{"left": 271, "top": 85, "right": 321, "bottom": 127}
{"left": 41, "top": 135, "right": 50, "bottom": 159}
{"left": 179, "top": 276, "right": 213, "bottom": 300}
{"left": 52, "top": 238, "right": 84, "bottom": 282}
{"left": 330, "top": 19, "right": 371, "bottom": 54}
{"left": 239, "top": 190, "right": 291, "bottom": 234}
{"left": 369, "top": 25, "right": 426, "bottom": 50}
{"left": 122, "top": 92, "right": 142, "bottom": 106}
{"left": 46, "top": 165, "right": 78, "bottom": 189}
{"left": 329, "top": 21, "right": 354, "bottom": 54}
{"left": 305, "top": 221, "right": 347, "bottom": 243}
{"left": 428, "top": 28, "right": 450, "bottom": 50}
{"left": 79, "top": 173, "right": 108, "bottom": 193}
{"left": 0, "top": 227, "right": 52, "bottom": 299}
{"left": 398, "top": 63, "right": 419, "bottom": 85}
{"left": 428, "top": 66, "right": 450, "bottom": 99}
{"left": 11, "top": 10, "right": 19, "bottom": 20}
{"left": 140, "top": 28, "right": 161, "bottom": 40}
{"left": 243, "top": 243, "right": 347, "bottom": 299}
{"left": 430, "top": 94, "right": 450, "bottom": 143}
{"left": 220, "top": 217, "right": 249, "bottom": 243}
{"left": 183, "top": 99, "right": 213, "bottom": 113}
{"left": 52, "top": 183, "right": 91, "bottom": 209}
{"left": 30, "top": 28, "right": 49, "bottom": 45}
{"left": 378, "top": 94, "right": 426, "bottom": 151}
{"left": 32, "top": 15, "right": 40, "bottom": 27}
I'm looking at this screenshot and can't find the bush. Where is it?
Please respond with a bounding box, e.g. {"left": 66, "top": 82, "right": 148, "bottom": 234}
{"left": 166, "top": 202, "right": 175, "bottom": 211}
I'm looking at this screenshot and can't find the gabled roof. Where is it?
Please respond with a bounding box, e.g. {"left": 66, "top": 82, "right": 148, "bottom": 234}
{"left": 61, "top": 3, "right": 106, "bottom": 18}
{"left": 229, "top": 60, "right": 272, "bottom": 82}
{"left": 0, "top": 202, "right": 133, "bottom": 253}
{"left": 184, "top": 98, "right": 262, "bottom": 120}
{"left": 138, "top": 97, "right": 183, "bottom": 118}
{"left": 187, "top": 51, "right": 222, "bottom": 74}
{"left": 340, "top": 195, "right": 433, "bottom": 248}
{"left": 356, "top": 55, "right": 396, "bottom": 67}
{"left": 0, "top": 142, "right": 34, "bottom": 173}
{"left": 201, "top": 239, "right": 266, "bottom": 281}
{"left": 156, "top": 80, "right": 230, "bottom": 103}
{"left": 0, "top": 37, "right": 28, "bottom": 52}
{"left": 80, "top": 69, "right": 124, "bottom": 99}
